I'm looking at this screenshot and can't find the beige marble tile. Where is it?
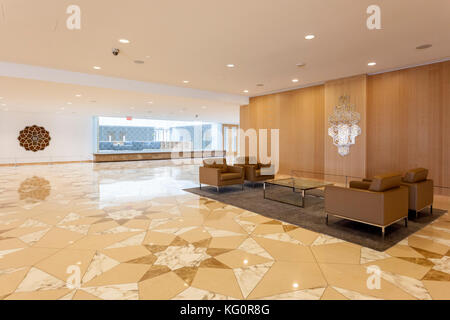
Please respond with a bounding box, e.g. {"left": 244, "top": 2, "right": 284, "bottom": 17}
{"left": 311, "top": 242, "right": 361, "bottom": 264}
{"left": 0, "top": 247, "right": 59, "bottom": 270}
{"left": 5, "top": 288, "right": 72, "bottom": 300}
{"left": 287, "top": 227, "right": 320, "bottom": 245}
{"left": 254, "top": 237, "right": 316, "bottom": 263}
{"left": 0, "top": 267, "right": 29, "bottom": 297}
{"left": 385, "top": 244, "right": 425, "bottom": 258}
{"left": 139, "top": 272, "right": 187, "bottom": 300}
{"left": 408, "top": 236, "right": 449, "bottom": 255}
{"left": 209, "top": 235, "right": 247, "bottom": 249}
{"left": 100, "top": 246, "right": 151, "bottom": 263}
{"left": 215, "top": 249, "right": 272, "bottom": 269}
{"left": 320, "top": 286, "right": 348, "bottom": 300}
{"left": 33, "top": 227, "right": 85, "bottom": 249}
{"left": 83, "top": 263, "right": 149, "bottom": 287}
{"left": 192, "top": 268, "right": 244, "bottom": 299}
{"left": 247, "top": 261, "right": 327, "bottom": 299}
{"left": 422, "top": 280, "right": 450, "bottom": 300}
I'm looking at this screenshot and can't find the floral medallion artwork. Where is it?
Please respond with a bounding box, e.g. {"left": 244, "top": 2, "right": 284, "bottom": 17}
{"left": 18, "top": 125, "right": 51, "bottom": 152}
{"left": 328, "top": 95, "right": 361, "bottom": 156}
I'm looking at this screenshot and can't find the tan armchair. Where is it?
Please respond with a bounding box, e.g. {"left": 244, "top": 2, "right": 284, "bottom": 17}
{"left": 401, "top": 168, "right": 433, "bottom": 217}
{"left": 234, "top": 156, "right": 275, "bottom": 185}
{"left": 325, "top": 173, "right": 409, "bottom": 237}
{"left": 199, "top": 158, "right": 244, "bottom": 192}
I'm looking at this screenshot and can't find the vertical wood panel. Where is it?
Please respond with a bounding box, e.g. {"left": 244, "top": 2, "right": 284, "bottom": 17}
{"left": 367, "top": 61, "right": 449, "bottom": 187}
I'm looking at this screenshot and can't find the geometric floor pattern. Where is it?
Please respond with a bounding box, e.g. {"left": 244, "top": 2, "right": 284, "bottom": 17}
{"left": 0, "top": 160, "right": 449, "bottom": 300}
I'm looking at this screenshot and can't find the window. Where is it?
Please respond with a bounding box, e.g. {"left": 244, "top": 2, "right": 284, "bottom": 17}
{"left": 95, "top": 117, "right": 223, "bottom": 153}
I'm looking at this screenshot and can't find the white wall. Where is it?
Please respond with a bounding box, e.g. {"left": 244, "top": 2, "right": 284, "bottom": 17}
{"left": 0, "top": 112, "right": 94, "bottom": 164}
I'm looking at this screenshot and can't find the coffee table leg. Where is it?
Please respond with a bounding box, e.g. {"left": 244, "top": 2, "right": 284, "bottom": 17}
{"left": 301, "top": 190, "right": 305, "bottom": 208}
{"left": 263, "top": 182, "right": 266, "bottom": 199}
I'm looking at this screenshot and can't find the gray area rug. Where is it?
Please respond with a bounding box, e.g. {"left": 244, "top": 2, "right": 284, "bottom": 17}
{"left": 184, "top": 183, "right": 445, "bottom": 251}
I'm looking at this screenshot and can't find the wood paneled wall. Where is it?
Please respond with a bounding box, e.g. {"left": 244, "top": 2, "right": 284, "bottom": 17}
{"left": 240, "top": 85, "right": 324, "bottom": 175}
{"left": 240, "top": 61, "right": 450, "bottom": 187}
{"left": 367, "top": 61, "right": 450, "bottom": 188}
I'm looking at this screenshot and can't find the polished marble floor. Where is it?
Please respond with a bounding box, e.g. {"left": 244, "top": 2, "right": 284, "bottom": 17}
{"left": 0, "top": 160, "right": 449, "bottom": 300}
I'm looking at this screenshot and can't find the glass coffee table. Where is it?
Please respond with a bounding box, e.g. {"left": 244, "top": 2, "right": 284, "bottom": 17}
{"left": 263, "top": 178, "right": 334, "bottom": 208}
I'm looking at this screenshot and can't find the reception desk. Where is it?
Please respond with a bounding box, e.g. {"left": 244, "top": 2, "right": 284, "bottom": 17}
{"left": 93, "top": 150, "right": 225, "bottom": 163}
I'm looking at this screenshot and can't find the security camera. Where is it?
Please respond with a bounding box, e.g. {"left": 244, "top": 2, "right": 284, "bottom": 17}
{"left": 112, "top": 48, "right": 120, "bottom": 56}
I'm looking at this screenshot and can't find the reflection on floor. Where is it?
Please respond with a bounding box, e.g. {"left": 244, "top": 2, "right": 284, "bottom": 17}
{"left": 0, "top": 160, "right": 449, "bottom": 300}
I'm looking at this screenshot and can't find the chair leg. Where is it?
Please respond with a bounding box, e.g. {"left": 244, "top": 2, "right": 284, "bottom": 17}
{"left": 430, "top": 205, "right": 433, "bottom": 215}
{"left": 405, "top": 217, "right": 408, "bottom": 227}
{"left": 199, "top": 183, "right": 202, "bottom": 190}
{"left": 325, "top": 214, "right": 328, "bottom": 225}
{"left": 415, "top": 210, "right": 418, "bottom": 219}
{"left": 381, "top": 226, "right": 385, "bottom": 239}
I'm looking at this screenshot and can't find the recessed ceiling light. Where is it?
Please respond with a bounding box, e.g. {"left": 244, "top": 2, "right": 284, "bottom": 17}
{"left": 305, "top": 34, "right": 315, "bottom": 40}
{"left": 293, "top": 283, "right": 299, "bottom": 288}
{"left": 75, "top": 94, "right": 82, "bottom": 97}
{"left": 1, "top": 103, "right": 6, "bottom": 106}
{"left": 296, "top": 63, "right": 306, "bottom": 68}
{"left": 201, "top": 106, "right": 207, "bottom": 109}
{"left": 67, "top": 102, "right": 72, "bottom": 105}
{"left": 0, "top": 97, "right": 3, "bottom": 99}
{"left": 147, "top": 101, "right": 153, "bottom": 104}
{"left": 243, "top": 90, "right": 249, "bottom": 93}
{"left": 145, "top": 55, "right": 151, "bottom": 59}
{"left": 292, "top": 79, "right": 299, "bottom": 83}
{"left": 226, "top": 64, "right": 235, "bottom": 68}
{"left": 183, "top": 80, "right": 190, "bottom": 84}
{"left": 93, "top": 66, "right": 101, "bottom": 70}
{"left": 368, "top": 62, "right": 377, "bottom": 66}
{"left": 130, "top": 107, "right": 135, "bottom": 110}
{"left": 134, "top": 60, "right": 145, "bottom": 64}
{"left": 60, "top": 107, "right": 65, "bottom": 110}
{"left": 119, "top": 39, "right": 130, "bottom": 44}
{"left": 416, "top": 44, "right": 432, "bottom": 50}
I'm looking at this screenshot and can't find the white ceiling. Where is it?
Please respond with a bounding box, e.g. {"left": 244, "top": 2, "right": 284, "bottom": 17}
{"left": 0, "top": 0, "right": 449, "bottom": 120}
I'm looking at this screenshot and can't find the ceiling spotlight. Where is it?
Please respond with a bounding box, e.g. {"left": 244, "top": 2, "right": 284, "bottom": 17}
{"left": 243, "top": 90, "right": 249, "bottom": 93}
{"left": 119, "top": 39, "right": 130, "bottom": 44}
{"left": 226, "top": 64, "right": 235, "bottom": 68}
{"left": 305, "top": 34, "right": 315, "bottom": 40}
{"left": 93, "top": 66, "right": 101, "bottom": 70}
{"left": 416, "top": 44, "right": 432, "bottom": 50}
{"left": 296, "top": 63, "right": 306, "bottom": 68}
{"left": 183, "top": 80, "right": 190, "bottom": 84}
{"left": 147, "top": 101, "right": 153, "bottom": 104}
{"left": 292, "top": 79, "right": 299, "bottom": 83}
{"left": 201, "top": 106, "right": 207, "bottom": 109}
{"left": 67, "top": 102, "right": 72, "bottom": 105}
{"left": 293, "top": 283, "right": 299, "bottom": 289}
{"left": 75, "top": 94, "right": 82, "bottom": 97}
{"left": 368, "top": 62, "right": 377, "bottom": 66}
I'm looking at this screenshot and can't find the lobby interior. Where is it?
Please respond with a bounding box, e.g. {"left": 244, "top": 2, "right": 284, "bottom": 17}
{"left": 0, "top": 0, "right": 449, "bottom": 301}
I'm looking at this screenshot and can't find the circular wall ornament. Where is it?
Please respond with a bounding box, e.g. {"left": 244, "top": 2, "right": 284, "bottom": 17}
{"left": 18, "top": 125, "right": 51, "bottom": 152}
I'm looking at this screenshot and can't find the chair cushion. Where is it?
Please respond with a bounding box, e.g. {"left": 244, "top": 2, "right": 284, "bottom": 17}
{"left": 403, "top": 168, "right": 428, "bottom": 183}
{"left": 369, "top": 173, "right": 402, "bottom": 192}
{"left": 203, "top": 158, "right": 228, "bottom": 173}
{"left": 220, "top": 172, "right": 241, "bottom": 181}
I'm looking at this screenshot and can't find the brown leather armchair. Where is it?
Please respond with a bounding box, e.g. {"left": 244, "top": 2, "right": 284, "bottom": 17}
{"left": 234, "top": 156, "right": 275, "bottom": 185}
{"left": 401, "top": 168, "right": 433, "bottom": 217}
{"left": 199, "top": 158, "right": 244, "bottom": 192}
{"left": 325, "top": 173, "right": 409, "bottom": 237}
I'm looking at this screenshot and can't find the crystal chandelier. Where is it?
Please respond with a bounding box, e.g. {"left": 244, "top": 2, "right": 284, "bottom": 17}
{"left": 328, "top": 95, "right": 361, "bottom": 156}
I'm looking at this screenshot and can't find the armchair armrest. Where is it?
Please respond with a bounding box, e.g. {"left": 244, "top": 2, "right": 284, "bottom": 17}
{"left": 199, "top": 166, "right": 221, "bottom": 186}
{"left": 227, "top": 165, "right": 244, "bottom": 177}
